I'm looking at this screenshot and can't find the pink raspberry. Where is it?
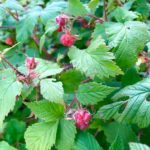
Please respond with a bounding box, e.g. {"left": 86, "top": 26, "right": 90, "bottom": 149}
{"left": 56, "top": 14, "right": 69, "bottom": 27}
{"left": 60, "top": 32, "right": 76, "bottom": 47}
{"left": 73, "top": 109, "right": 92, "bottom": 130}
{"left": 5, "top": 37, "right": 14, "bottom": 46}
{"left": 25, "top": 57, "right": 37, "bottom": 70}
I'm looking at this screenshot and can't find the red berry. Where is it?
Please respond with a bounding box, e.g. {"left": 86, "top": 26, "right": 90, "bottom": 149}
{"left": 56, "top": 14, "right": 69, "bottom": 27}
{"left": 60, "top": 32, "right": 76, "bottom": 47}
{"left": 5, "top": 37, "right": 13, "bottom": 46}
{"left": 25, "top": 57, "right": 37, "bottom": 70}
{"left": 73, "top": 109, "right": 92, "bottom": 130}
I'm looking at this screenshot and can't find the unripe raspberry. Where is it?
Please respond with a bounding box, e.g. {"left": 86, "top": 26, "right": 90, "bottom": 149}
{"left": 5, "top": 37, "right": 13, "bottom": 46}
{"left": 56, "top": 14, "right": 69, "bottom": 27}
{"left": 73, "top": 109, "right": 92, "bottom": 130}
{"left": 60, "top": 32, "right": 76, "bottom": 47}
{"left": 25, "top": 57, "right": 37, "bottom": 70}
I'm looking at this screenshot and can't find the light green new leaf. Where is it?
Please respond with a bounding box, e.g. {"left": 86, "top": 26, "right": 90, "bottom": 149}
{"left": 68, "top": 36, "right": 123, "bottom": 79}
{"left": 0, "top": 71, "right": 22, "bottom": 125}
{"left": 129, "top": 143, "right": 150, "bottom": 150}
{"left": 98, "top": 77, "right": 150, "bottom": 128}
{"left": 106, "top": 21, "right": 149, "bottom": 68}
{"left": 109, "top": 135, "right": 124, "bottom": 150}
{"left": 88, "top": 0, "right": 99, "bottom": 13}
{"left": 68, "top": 0, "right": 88, "bottom": 16}
{"left": 77, "top": 82, "right": 116, "bottom": 105}
{"left": 40, "top": 79, "right": 64, "bottom": 104}
{"left": 56, "top": 119, "right": 76, "bottom": 150}
{"left": 26, "top": 101, "right": 64, "bottom": 122}
{"left": 35, "top": 58, "right": 63, "bottom": 79}
{"left": 111, "top": 7, "right": 138, "bottom": 22}
{"left": 0, "top": 141, "right": 17, "bottom": 150}
{"left": 73, "top": 132, "right": 103, "bottom": 150}
{"left": 25, "top": 121, "right": 58, "bottom": 150}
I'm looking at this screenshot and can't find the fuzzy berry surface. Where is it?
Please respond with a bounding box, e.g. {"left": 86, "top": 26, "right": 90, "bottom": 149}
{"left": 25, "top": 57, "right": 37, "bottom": 70}
{"left": 73, "top": 109, "right": 92, "bottom": 130}
{"left": 5, "top": 37, "right": 13, "bottom": 46}
{"left": 60, "top": 33, "right": 76, "bottom": 47}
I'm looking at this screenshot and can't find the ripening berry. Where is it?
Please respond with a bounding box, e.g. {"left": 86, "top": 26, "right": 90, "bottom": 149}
{"left": 56, "top": 14, "right": 69, "bottom": 27}
{"left": 73, "top": 109, "right": 92, "bottom": 130}
{"left": 25, "top": 57, "right": 37, "bottom": 70}
{"left": 60, "top": 32, "right": 76, "bottom": 47}
{"left": 5, "top": 37, "right": 13, "bottom": 46}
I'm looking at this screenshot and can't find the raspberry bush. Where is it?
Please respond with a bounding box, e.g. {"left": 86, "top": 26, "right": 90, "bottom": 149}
{"left": 0, "top": 0, "right": 150, "bottom": 150}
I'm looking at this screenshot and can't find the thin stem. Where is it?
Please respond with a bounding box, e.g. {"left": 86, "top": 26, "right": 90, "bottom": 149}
{"left": 0, "top": 54, "right": 25, "bottom": 76}
{"left": 81, "top": 77, "right": 92, "bottom": 84}
{"left": 103, "top": 0, "right": 108, "bottom": 21}
{"left": 32, "top": 32, "right": 55, "bottom": 61}
{"left": 0, "top": 26, "right": 15, "bottom": 29}
{"left": 86, "top": 14, "right": 104, "bottom": 23}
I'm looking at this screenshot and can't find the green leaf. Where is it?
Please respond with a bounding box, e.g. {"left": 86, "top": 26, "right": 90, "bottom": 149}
{"left": 73, "top": 132, "right": 103, "bottom": 150}
{"left": 88, "top": 0, "right": 99, "bottom": 13}
{"left": 60, "top": 69, "right": 85, "bottom": 93}
{"left": 129, "top": 143, "right": 150, "bottom": 150}
{"left": 110, "top": 7, "right": 138, "bottom": 22}
{"left": 0, "top": 141, "right": 17, "bottom": 150}
{"left": 77, "top": 82, "right": 116, "bottom": 105}
{"left": 1, "top": 0, "right": 24, "bottom": 11}
{"left": 35, "top": 58, "right": 63, "bottom": 79}
{"left": 40, "top": 79, "right": 64, "bottom": 104}
{"left": 68, "top": 36, "right": 123, "bottom": 79}
{"left": 39, "top": 34, "right": 46, "bottom": 53}
{"left": 0, "top": 71, "right": 22, "bottom": 125}
{"left": 16, "top": 7, "right": 40, "bottom": 42}
{"left": 56, "top": 119, "right": 76, "bottom": 150}
{"left": 40, "top": 1, "right": 67, "bottom": 24}
{"left": 98, "top": 77, "right": 150, "bottom": 128}
{"left": 68, "top": 0, "right": 88, "bottom": 16}
{"left": 26, "top": 101, "right": 64, "bottom": 122}
{"left": 4, "top": 119, "right": 26, "bottom": 144}
{"left": 106, "top": 21, "right": 149, "bottom": 68}
{"left": 109, "top": 135, "right": 124, "bottom": 150}
{"left": 25, "top": 121, "right": 58, "bottom": 150}
{"left": 101, "top": 122, "right": 137, "bottom": 148}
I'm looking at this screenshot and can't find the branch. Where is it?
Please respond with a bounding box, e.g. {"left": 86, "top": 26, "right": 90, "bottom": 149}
{"left": 86, "top": 14, "right": 104, "bottom": 23}
{"left": 103, "top": 0, "right": 108, "bottom": 21}
{"left": 0, "top": 26, "right": 15, "bottom": 29}
{"left": 0, "top": 54, "right": 25, "bottom": 76}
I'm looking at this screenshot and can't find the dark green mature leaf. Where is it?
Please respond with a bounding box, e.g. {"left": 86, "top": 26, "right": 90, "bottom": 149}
{"left": 68, "top": 0, "right": 88, "bottom": 16}
{"left": 35, "top": 58, "right": 63, "bottom": 79}
{"left": 129, "top": 143, "right": 150, "bottom": 150}
{"left": 25, "top": 121, "right": 58, "bottom": 150}
{"left": 40, "top": 79, "right": 64, "bottom": 104}
{"left": 106, "top": 21, "right": 149, "bottom": 68}
{"left": 68, "top": 36, "right": 123, "bottom": 79}
{"left": 109, "top": 135, "right": 124, "bottom": 150}
{"left": 77, "top": 82, "right": 116, "bottom": 105}
{"left": 0, "top": 70, "right": 22, "bottom": 125}
{"left": 0, "top": 141, "right": 17, "bottom": 150}
{"left": 60, "top": 69, "right": 85, "bottom": 93}
{"left": 56, "top": 119, "right": 76, "bottom": 150}
{"left": 4, "top": 119, "right": 26, "bottom": 144}
{"left": 98, "top": 77, "right": 150, "bottom": 128}
{"left": 101, "top": 122, "right": 137, "bottom": 148}
{"left": 26, "top": 101, "right": 64, "bottom": 122}
{"left": 73, "top": 132, "right": 103, "bottom": 150}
